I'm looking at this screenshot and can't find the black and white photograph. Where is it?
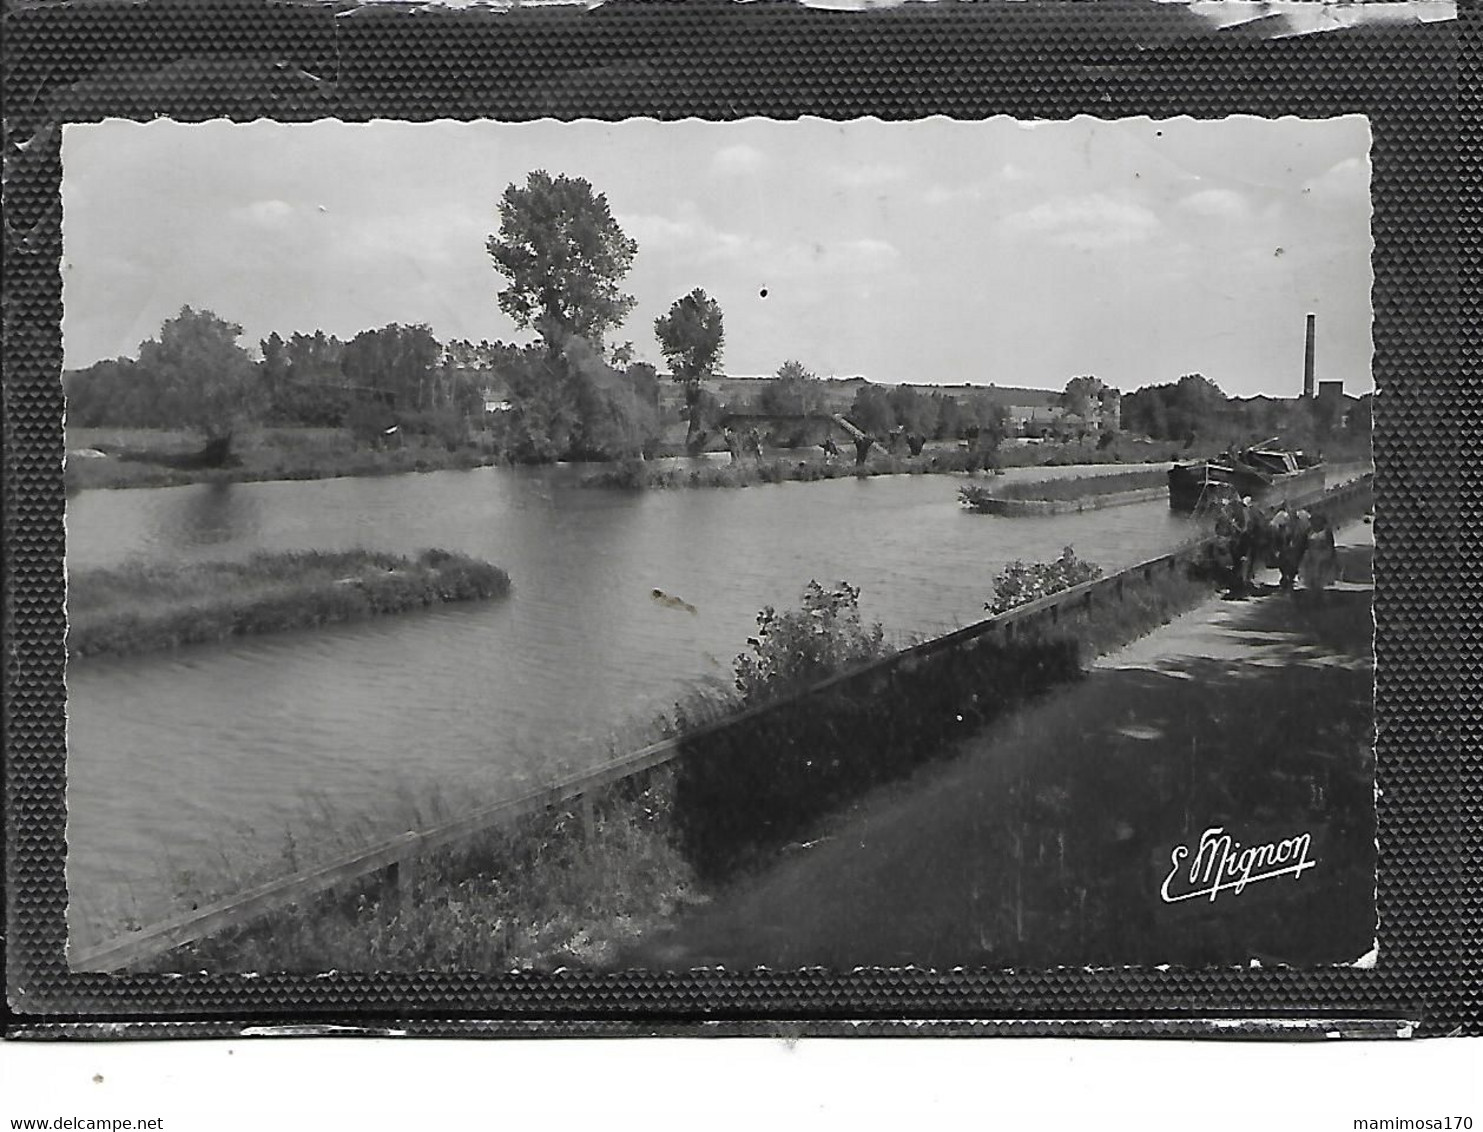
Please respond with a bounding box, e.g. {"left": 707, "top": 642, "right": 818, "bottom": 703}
{"left": 58, "top": 114, "right": 1377, "bottom": 976}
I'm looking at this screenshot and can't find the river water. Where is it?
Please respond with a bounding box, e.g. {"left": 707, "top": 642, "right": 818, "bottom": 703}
{"left": 67, "top": 461, "right": 1205, "bottom": 943}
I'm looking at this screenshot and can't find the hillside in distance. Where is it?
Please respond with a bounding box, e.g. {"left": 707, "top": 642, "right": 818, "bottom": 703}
{"left": 660, "top": 375, "right": 1062, "bottom": 420}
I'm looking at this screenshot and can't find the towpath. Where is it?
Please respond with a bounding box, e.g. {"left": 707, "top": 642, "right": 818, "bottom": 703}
{"left": 627, "top": 519, "right": 1375, "bottom": 971}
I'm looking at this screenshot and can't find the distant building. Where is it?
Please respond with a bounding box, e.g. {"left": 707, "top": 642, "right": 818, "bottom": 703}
{"left": 1005, "top": 404, "right": 1058, "bottom": 437}
{"left": 479, "top": 377, "right": 514, "bottom": 415}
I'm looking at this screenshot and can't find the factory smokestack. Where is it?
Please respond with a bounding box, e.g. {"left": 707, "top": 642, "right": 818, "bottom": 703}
{"left": 1303, "top": 313, "right": 1316, "bottom": 400}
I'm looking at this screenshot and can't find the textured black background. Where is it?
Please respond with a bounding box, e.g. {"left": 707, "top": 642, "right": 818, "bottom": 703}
{"left": 3, "top": 0, "right": 1477, "bottom": 1038}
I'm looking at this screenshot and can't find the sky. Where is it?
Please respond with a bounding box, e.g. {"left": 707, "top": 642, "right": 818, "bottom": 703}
{"left": 61, "top": 116, "right": 1372, "bottom": 397}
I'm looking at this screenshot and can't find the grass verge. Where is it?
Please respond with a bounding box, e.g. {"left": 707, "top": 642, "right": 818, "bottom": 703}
{"left": 961, "top": 466, "right": 1168, "bottom": 506}
{"left": 67, "top": 548, "right": 511, "bottom": 658}
{"left": 65, "top": 427, "right": 503, "bottom": 494}
{"left": 135, "top": 770, "right": 697, "bottom": 973}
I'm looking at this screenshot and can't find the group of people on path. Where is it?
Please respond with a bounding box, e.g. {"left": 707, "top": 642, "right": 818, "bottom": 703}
{"left": 1211, "top": 494, "right": 1343, "bottom": 600}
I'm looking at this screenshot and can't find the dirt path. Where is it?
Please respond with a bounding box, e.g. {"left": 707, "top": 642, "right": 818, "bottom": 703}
{"left": 627, "top": 521, "right": 1375, "bottom": 971}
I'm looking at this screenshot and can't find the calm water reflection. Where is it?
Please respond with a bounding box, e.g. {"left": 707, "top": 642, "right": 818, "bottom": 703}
{"left": 67, "top": 462, "right": 1201, "bottom": 943}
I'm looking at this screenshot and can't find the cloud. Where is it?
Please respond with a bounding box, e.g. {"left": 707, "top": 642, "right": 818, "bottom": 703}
{"left": 619, "top": 209, "right": 756, "bottom": 262}
{"left": 999, "top": 193, "right": 1161, "bottom": 250}
{"left": 803, "top": 237, "right": 900, "bottom": 273}
{"left": 923, "top": 184, "right": 983, "bottom": 207}
{"left": 1177, "top": 188, "right": 1250, "bottom": 220}
{"left": 922, "top": 164, "right": 1030, "bottom": 207}
{"left": 711, "top": 144, "right": 767, "bottom": 177}
{"left": 1301, "top": 156, "right": 1370, "bottom": 210}
{"left": 240, "top": 199, "right": 296, "bottom": 227}
{"left": 828, "top": 162, "right": 908, "bottom": 190}
{"left": 621, "top": 204, "right": 898, "bottom": 280}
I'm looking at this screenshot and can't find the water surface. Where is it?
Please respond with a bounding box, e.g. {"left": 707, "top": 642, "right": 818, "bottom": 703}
{"left": 67, "top": 461, "right": 1210, "bottom": 942}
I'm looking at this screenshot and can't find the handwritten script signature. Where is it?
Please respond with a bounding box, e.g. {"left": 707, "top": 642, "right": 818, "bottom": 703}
{"left": 1160, "top": 826, "right": 1317, "bottom": 904}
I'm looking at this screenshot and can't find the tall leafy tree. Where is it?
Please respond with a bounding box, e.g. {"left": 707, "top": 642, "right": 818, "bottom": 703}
{"left": 268, "top": 330, "right": 350, "bottom": 427}
{"left": 63, "top": 357, "right": 147, "bottom": 428}
{"left": 136, "top": 306, "right": 260, "bottom": 463}
{"left": 1058, "top": 375, "right": 1111, "bottom": 421}
{"left": 486, "top": 170, "right": 639, "bottom": 359}
{"left": 887, "top": 384, "right": 940, "bottom": 442}
{"left": 259, "top": 332, "right": 291, "bottom": 406}
{"left": 759, "top": 359, "right": 817, "bottom": 418}
{"left": 340, "top": 323, "right": 443, "bottom": 412}
{"left": 932, "top": 393, "right": 966, "bottom": 441}
{"left": 654, "top": 287, "right": 726, "bottom": 452}
{"left": 969, "top": 398, "right": 1010, "bottom": 455}
{"left": 847, "top": 383, "right": 894, "bottom": 437}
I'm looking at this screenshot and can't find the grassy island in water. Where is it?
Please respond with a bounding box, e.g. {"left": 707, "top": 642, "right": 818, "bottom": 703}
{"left": 959, "top": 466, "right": 1169, "bottom": 511}
{"left": 68, "top": 548, "right": 511, "bottom": 658}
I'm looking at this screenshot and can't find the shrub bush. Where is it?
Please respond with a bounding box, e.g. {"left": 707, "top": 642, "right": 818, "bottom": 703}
{"left": 734, "top": 581, "right": 887, "bottom": 705}
{"left": 987, "top": 547, "right": 1103, "bottom": 614}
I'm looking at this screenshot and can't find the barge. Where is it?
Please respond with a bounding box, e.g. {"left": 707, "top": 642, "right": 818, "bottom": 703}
{"left": 1167, "top": 441, "right": 1324, "bottom": 513}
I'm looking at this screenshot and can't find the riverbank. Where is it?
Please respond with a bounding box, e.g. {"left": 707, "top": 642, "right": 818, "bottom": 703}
{"left": 584, "top": 440, "right": 1184, "bottom": 491}
{"left": 66, "top": 425, "right": 1189, "bottom": 494}
{"left": 960, "top": 467, "right": 1170, "bottom": 515}
{"left": 628, "top": 520, "right": 1375, "bottom": 970}
{"left": 105, "top": 543, "right": 1223, "bottom": 973}
{"left": 118, "top": 769, "right": 699, "bottom": 974}
{"left": 65, "top": 427, "right": 502, "bottom": 493}
{"left": 582, "top": 448, "right": 991, "bottom": 489}
{"left": 974, "top": 466, "right": 1168, "bottom": 502}
{"left": 67, "top": 548, "right": 511, "bottom": 658}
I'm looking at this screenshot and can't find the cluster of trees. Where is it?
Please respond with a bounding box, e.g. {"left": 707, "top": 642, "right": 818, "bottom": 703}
{"left": 65, "top": 170, "right": 684, "bottom": 464}
{"left": 65, "top": 308, "right": 261, "bottom": 463}
{"left": 68, "top": 169, "right": 1028, "bottom": 466}
{"left": 1121, "top": 373, "right": 1366, "bottom": 455}
{"left": 66, "top": 313, "right": 526, "bottom": 458}
{"left": 845, "top": 383, "right": 1008, "bottom": 451}
{"left": 1120, "top": 374, "right": 1230, "bottom": 446}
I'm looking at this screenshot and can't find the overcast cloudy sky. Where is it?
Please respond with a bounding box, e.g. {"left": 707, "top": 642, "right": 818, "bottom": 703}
{"left": 62, "top": 116, "right": 1371, "bottom": 397}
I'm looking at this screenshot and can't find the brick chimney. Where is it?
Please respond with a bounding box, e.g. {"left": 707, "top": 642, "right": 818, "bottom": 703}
{"left": 1303, "top": 313, "right": 1316, "bottom": 400}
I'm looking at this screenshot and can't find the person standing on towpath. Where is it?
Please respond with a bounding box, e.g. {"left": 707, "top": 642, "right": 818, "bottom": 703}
{"left": 1213, "top": 495, "right": 1258, "bottom": 597}
{"left": 1298, "top": 511, "right": 1341, "bottom": 603}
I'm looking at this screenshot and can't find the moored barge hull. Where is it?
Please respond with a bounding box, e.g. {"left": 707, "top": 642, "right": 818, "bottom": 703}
{"left": 1167, "top": 460, "right": 1324, "bottom": 513}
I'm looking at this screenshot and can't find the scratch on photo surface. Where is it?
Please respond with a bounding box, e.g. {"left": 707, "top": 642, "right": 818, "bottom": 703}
{"left": 239, "top": 1024, "right": 410, "bottom": 1038}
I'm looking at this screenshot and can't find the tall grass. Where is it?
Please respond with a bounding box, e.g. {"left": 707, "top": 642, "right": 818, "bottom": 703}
{"left": 137, "top": 770, "right": 696, "bottom": 973}
{"left": 969, "top": 466, "right": 1168, "bottom": 504}
{"left": 68, "top": 548, "right": 511, "bottom": 658}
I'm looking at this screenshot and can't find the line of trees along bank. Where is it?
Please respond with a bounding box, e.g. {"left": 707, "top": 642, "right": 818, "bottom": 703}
{"left": 65, "top": 311, "right": 667, "bottom": 465}
{"left": 66, "top": 166, "right": 1362, "bottom": 473}
{"left": 1121, "top": 373, "right": 1370, "bottom": 457}
{"left": 65, "top": 171, "right": 674, "bottom": 465}
{"left": 64, "top": 169, "right": 1013, "bottom": 469}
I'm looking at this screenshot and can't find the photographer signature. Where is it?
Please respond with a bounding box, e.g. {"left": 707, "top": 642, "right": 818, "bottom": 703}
{"left": 1161, "top": 826, "right": 1317, "bottom": 904}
